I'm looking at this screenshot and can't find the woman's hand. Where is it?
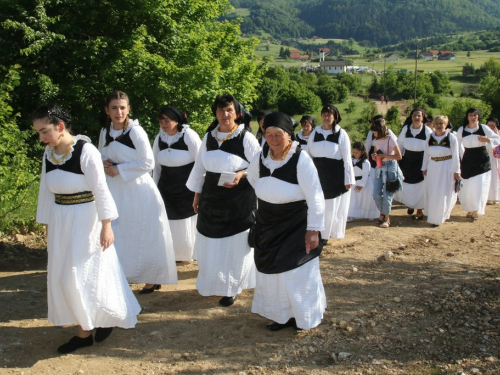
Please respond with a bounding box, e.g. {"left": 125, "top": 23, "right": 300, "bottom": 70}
{"left": 454, "top": 172, "right": 461, "bottom": 181}
{"left": 305, "top": 230, "right": 319, "bottom": 254}
{"left": 478, "top": 135, "right": 490, "bottom": 143}
{"left": 104, "top": 164, "right": 119, "bottom": 177}
{"left": 100, "top": 220, "right": 114, "bottom": 251}
{"left": 422, "top": 170, "right": 427, "bottom": 176}
{"left": 345, "top": 184, "right": 351, "bottom": 190}
{"left": 354, "top": 186, "right": 362, "bottom": 192}
{"left": 223, "top": 170, "right": 246, "bottom": 188}
{"left": 193, "top": 193, "right": 200, "bottom": 214}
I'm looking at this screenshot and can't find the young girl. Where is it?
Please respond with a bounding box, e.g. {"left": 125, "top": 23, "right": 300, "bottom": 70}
{"left": 98, "top": 91, "right": 177, "bottom": 293}
{"left": 35, "top": 105, "right": 141, "bottom": 354}
{"left": 348, "top": 142, "right": 380, "bottom": 221}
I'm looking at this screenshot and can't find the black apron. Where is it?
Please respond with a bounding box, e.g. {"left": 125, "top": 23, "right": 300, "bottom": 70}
{"left": 399, "top": 125, "right": 426, "bottom": 184}
{"left": 461, "top": 125, "right": 490, "bottom": 179}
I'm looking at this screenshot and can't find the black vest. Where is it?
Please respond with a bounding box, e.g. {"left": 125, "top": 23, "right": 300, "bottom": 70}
{"left": 206, "top": 128, "right": 249, "bottom": 162}
{"left": 45, "top": 139, "right": 87, "bottom": 174}
{"left": 158, "top": 132, "right": 189, "bottom": 151}
{"left": 313, "top": 128, "right": 341, "bottom": 144}
{"left": 461, "top": 125, "right": 486, "bottom": 138}
{"left": 107, "top": 129, "right": 136, "bottom": 149}
{"left": 405, "top": 125, "right": 427, "bottom": 140}
{"left": 428, "top": 133, "right": 451, "bottom": 148}
{"left": 259, "top": 145, "right": 301, "bottom": 185}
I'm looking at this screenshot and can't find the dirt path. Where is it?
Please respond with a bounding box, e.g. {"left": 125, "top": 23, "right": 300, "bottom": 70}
{"left": 1, "top": 202, "right": 500, "bottom": 374}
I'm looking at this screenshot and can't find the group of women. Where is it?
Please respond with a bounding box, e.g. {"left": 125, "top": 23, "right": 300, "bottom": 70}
{"left": 34, "top": 90, "right": 500, "bottom": 354}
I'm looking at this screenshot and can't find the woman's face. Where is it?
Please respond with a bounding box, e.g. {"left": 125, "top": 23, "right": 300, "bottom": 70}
{"left": 352, "top": 148, "right": 363, "bottom": 159}
{"left": 433, "top": 119, "right": 447, "bottom": 135}
{"left": 487, "top": 120, "right": 497, "bottom": 131}
{"left": 301, "top": 120, "right": 313, "bottom": 135}
{"left": 411, "top": 111, "right": 423, "bottom": 125}
{"left": 467, "top": 111, "right": 479, "bottom": 125}
{"left": 216, "top": 103, "right": 236, "bottom": 129}
{"left": 33, "top": 119, "right": 62, "bottom": 148}
{"left": 159, "top": 115, "right": 178, "bottom": 135}
{"left": 321, "top": 111, "right": 335, "bottom": 127}
{"left": 372, "top": 130, "right": 379, "bottom": 139}
{"left": 105, "top": 99, "right": 130, "bottom": 126}
{"left": 265, "top": 127, "right": 290, "bottom": 153}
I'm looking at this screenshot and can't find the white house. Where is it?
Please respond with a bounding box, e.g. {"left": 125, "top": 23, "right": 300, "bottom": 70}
{"left": 319, "top": 60, "right": 347, "bottom": 75}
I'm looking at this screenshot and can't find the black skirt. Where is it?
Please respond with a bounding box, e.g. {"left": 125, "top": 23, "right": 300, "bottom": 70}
{"left": 400, "top": 150, "right": 424, "bottom": 184}
{"left": 461, "top": 146, "right": 490, "bottom": 179}
{"left": 251, "top": 199, "right": 322, "bottom": 274}
{"left": 313, "top": 157, "right": 348, "bottom": 199}
{"left": 157, "top": 162, "right": 196, "bottom": 220}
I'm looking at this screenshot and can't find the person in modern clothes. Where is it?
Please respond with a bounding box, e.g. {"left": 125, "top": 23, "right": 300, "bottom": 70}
{"left": 34, "top": 105, "right": 141, "bottom": 354}
{"left": 187, "top": 94, "right": 261, "bottom": 307}
{"left": 307, "top": 105, "right": 355, "bottom": 242}
{"left": 247, "top": 112, "right": 326, "bottom": 331}
{"left": 422, "top": 116, "right": 460, "bottom": 227}
{"left": 456, "top": 108, "right": 500, "bottom": 219}
{"left": 98, "top": 91, "right": 177, "bottom": 294}
{"left": 152, "top": 106, "right": 202, "bottom": 261}
{"left": 486, "top": 117, "right": 500, "bottom": 205}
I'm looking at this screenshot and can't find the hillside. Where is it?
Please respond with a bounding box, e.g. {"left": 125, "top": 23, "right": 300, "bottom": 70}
{"left": 229, "top": 0, "right": 500, "bottom": 45}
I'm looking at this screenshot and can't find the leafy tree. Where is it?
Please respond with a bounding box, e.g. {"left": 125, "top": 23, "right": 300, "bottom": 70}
{"left": 1, "top": 0, "right": 259, "bottom": 140}
{"left": 462, "top": 63, "right": 476, "bottom": 76}
{"left": 479, "top": 58, "right": 500, "bottom": 118}
{"left": 277, "top": 81, "right": 321, "bottom": 116}
{"left": 429, "top": 71, "right": 451, "bottom": 95}
{"left": 447, "top": 98, "right": 492, "bottom": 130}
{"left": 315, "top": 80, "right": 349, "bottom": 106}
{"left": 385, "top": 105, "right": 401, "bottom": 132}
{"left": 336, "top": 72, "right": 362, "bottom": 94}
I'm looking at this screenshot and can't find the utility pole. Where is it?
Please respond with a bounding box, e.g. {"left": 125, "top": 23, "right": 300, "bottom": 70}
{"left": 414, "top": 43, "right": 418, "bottom": 105}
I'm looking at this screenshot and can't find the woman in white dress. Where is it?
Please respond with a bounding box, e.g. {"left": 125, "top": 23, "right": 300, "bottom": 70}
{"left": 247, "top": 112, "right": 326, "bottom": 331}
{"left": 152, "top": 106, "right": 201, "bottom": 261}
{"left": 296, "top": 115, "right": 315, "bottom": 153}
{"left": 348, "top": 142, "right": 379, "bottom": 221}
{"left": 307, "top": 105, "right": 355, "bottom": 242}
{"left": 98, "top": 91, "right": 177, "bottom": 294}
{"left": 457, "top": 108, "right": 500, "bottom": 220}
{"left": 395, "top": 108, "right": 432, "bottom": 220}
{"left": 422, "top": 116, "right": 460, "bottom": 227}
{"left": 486, "top": 117, "right": 500, "bottom": 205}
{"left": 34, "top": 105, "right": 141, "bottom": 354}
{"left": 187, "top": 94, "right": 261, "bottom": 307}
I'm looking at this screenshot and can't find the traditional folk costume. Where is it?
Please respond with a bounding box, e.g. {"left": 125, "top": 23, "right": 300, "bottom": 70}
{"left": 153, "top": 126, "right": 201, "bottom": 261}
{"left": 348, "top": 158, "right": 379, "bottom": 220}
{"left": 186, "top": 124, "right": 261, "bottom": 297}
{"left": 422, "top": 130, "right": 460, "bottom": 225}
{"left": 36, "top": 136, "right": 141, "bottom": 330}
{"left": 394, "top": 125, "right": 432, "bottom": 210}
{"left": 295, "top": 130, "right": 310, "bottom": 153}
{"left": 98, "top": 120, "right": 177, "bottom": 285}
{"left": 487, "top": 143, "right": 500, "bottom": 203}
{"left": 248, "top": 140, "right": 326, "bottom": 330}
{"left": 457, "top": 124, "right": 500, "bottom": 215}
{"left": 307, "top": 125, "right": 355, "bottom": 240}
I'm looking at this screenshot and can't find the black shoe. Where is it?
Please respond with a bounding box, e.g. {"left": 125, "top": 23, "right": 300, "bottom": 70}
{"left": 139, "top": 284, "right": 161, "bottom": 294}
{"left": 431, "top": 224, "right": 439, "bottom": 228}
{"left": 266, "top": 318, "right": 298, "bottom": 331}
{"left": 407, "top": 208, "right": 414, "bottom": 215}
{"left": 320, "top": 239, "right": 328, "bottom": 246}
{"left": 57, "top": 335, "right": 93, "bottom": 354}
{"left": 95, "top": 327, "right": 113, "bottom": 343}
{"left": 219, "top": 295, "right": 237, "bottom": 307}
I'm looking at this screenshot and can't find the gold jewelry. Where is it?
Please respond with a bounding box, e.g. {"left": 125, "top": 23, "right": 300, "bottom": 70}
{"left": 270, "top": 141, "right": 292, "bottom": 161}
{"left": 215, "top": 124, "right": 238, "bottom": 142}
{"left": 50, "top": 141, "right": 74, "bottom": 164}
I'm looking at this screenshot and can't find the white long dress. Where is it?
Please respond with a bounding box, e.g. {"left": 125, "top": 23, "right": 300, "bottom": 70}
{"left": 307, "top": 126, "right": 355, "bottom": 240}
{"left": 247, "top": 142, "right": 326, "bottom": 330}
{"left": 422, "top": 131, "right": 460, "bottom": 225}
{"left": 394, "top": 125, "right": 432, "bottom": 209}
{"left": 186, "top": 124, "right": 261, "bottom": 297}
{"left": 488, "top": 145, "right": 500, "bottom": 202}
{"left": 98, "top": 120, "right": 177, "bottom": 285}
{"left": 153, "top": 126, "right": 201, "bottom": 261}
{"left": 348, "top": 158, "right": 379, "bottom": 220}
{"left": 457, "top": 124, "right": 500, "bottom": 214}
{"left": 36, "top": 137, "right": 141, "bottom": 331}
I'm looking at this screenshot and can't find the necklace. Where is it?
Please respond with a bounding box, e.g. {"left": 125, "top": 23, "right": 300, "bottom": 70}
{"left": 270, "top": 142, "right": 292, "bottom": 161}
{"left": 215, "top": 124, "right": 238, "bottom": 142}
{"left": 50, "top": 141, "right": 74, "bottom": 164}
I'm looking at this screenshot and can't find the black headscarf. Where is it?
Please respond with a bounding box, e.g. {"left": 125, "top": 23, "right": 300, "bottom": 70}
{"left": 263, "top": 112, "right": 294, "bottom": 137}
{"left": 159, "top": 106, "right": 188, "bottom": 132}
{"left": 463, "top": 107, "right": 481, "bottom": 127}
{"left": 321, "top": 105, "right": 342, "bottom": 133}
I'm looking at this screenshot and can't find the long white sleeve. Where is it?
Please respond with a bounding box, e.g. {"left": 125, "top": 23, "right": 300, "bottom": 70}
{"left": 115, "top": 126, "right": 154, "bottom": 183}
{"left": 152, "top": 134, "right": 161, "bottom": 185}
{"left": 356, "top": 161, "right": 370, "bottom": 188}
{"left": 186, "top": 135, "right": 208, "bottom": 193}
{"left": 398, "top": 125, "right": 408, "bottom": 153}
{"left": 297, "top": 152, "right": 325, "bottom": 231}
{"left": 35, "top": 157, "right": 55, "bottom": 225}
{"left": 339, "top": 130, "right": 356, "bottom": 185}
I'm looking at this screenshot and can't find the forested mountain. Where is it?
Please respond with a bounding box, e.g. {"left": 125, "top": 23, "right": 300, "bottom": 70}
{"left": 229, "top": 0, "right": 500, "bottom": 45}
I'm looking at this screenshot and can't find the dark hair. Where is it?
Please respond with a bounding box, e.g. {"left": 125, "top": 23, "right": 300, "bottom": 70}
{"left": 256, "top": 110, "right": 272, "bottom": 140}
{"left": 300, "top": 115, "right": 316, "bottom": 127}
{"left": 158, "top": 106, "right": 188, "bottom": 132}
{"left": 463, "top": 107, "right": 481, "bottom": 127}
{"left": 370, "top": 114, "right": 384, "bottom": 124}
{"left": 100, "top": 91, "right": 130, "bottom": 147}
{"left": 321, "top": 104, "right": 342, "bottom": 133}
{"left": 425, "top": 115, "right": 433, "bottom": 123}
{"left": 486, "top": 117, "right": 500, "bottom": 130}
{"left": 404, "top": 108, "right": 426, "bottom": 126}
{"left": 352, "top": 141, "right": 368, "bottom": 163}
{"left": 206, "top": 94, "right": 245, "bottom": 133}
{"left": 33, "top": 105, "right": 73, "bottom": 134}
{"left": 370, "top": 118, "right": 388, "bottom": 139}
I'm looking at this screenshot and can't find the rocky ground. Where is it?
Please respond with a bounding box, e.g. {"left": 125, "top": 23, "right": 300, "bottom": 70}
{"left": 1, "top": 201, "right": 499, "bottom": 374}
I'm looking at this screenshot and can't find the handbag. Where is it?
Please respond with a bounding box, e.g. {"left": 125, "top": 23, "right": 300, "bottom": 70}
{"left": 383, "top": 137, "right": 401, "bottom": 192}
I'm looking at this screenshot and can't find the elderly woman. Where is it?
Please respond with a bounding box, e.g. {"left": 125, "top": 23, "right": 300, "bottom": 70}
{"left": 153, "top": 106, "right": 202, "bottom": 261}
{"left": 395, "top": 108, "right": 432, "bottom": 220}
{"left": 307, "top": 105, "right": 355, "bottom": 242}
{"left": 422, "top": 116, "right": 460, "bottom": 227}
{"left": 457, "top": 108, "right": 500, "bottom": 219}
{"left": 247, "top": 112, "right": 326, "bottom": 331}
{"left": 187, "top": 94, "right": 261, "bottom": 307}
{"left": 296, "top": 115, "right": 315, "bottom": 153}
{"left": 486, "top": 117, "right": 500, "bottom": 205}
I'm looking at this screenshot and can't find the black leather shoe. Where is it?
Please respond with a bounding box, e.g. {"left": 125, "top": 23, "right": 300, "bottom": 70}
{"left": 139, "top": 284, "right": 161, "bottom": 294}
{"left": 57, "top": 335, "right": 93, "bottom": 354}
{"left": 407, "top": 208, "right": 414, "bottom": 215}
{"left": 266, "top": 318, "right": 297, "bottom": 331}
{"left": 320, "top": 239, "right": 328, "bottom": 246}
{"left": 95, "top": 327, "right": 113, "bottom": 343}
{"left": 219, "top": 295, "right": 237, "bottom": 307}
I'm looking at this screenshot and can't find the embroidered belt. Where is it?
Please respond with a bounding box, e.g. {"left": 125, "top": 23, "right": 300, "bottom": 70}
{"left": 55, "top": 191, "right": 95, "bottom": 205}
{"left": 431, "top": 155, "right": 452, "bottom": 162}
